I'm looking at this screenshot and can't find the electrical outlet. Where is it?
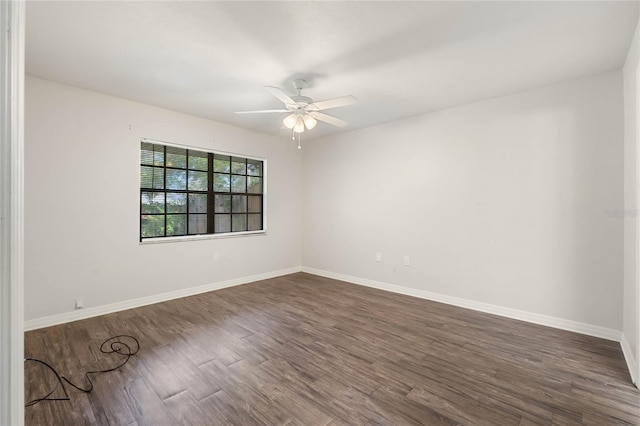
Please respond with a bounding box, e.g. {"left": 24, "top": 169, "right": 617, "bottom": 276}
{"left": 403, "top": 255, "right": 411, "bottom": 266}
{"left": 213, "top": 252, "right": 220, "bottom": 262}
{"left": 376, "top": 252, "right": 382, "bottom": 262}
{"left": 75, "top": 298, "right": 84, "bottom": 309}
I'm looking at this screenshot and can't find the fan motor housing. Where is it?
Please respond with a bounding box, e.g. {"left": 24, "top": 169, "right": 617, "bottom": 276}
{"left": 291, "top": 95, "right": 313, "bottom": 106}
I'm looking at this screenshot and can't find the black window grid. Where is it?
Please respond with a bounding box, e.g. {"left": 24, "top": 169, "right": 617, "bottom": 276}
{"left": 140, "top": 143, "right": 264, "bottom": 241}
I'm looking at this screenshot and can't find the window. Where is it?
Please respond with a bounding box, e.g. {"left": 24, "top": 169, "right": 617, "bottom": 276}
{"left": 140, "top": 141, "right": 264, "bottom": 241}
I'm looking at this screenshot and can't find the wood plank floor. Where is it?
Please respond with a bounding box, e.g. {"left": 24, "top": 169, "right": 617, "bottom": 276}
{"left": 25, "top": 273, "right": 640, "bottom": 425}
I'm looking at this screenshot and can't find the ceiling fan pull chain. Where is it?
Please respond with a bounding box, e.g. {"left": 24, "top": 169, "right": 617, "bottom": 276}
{"left": 298, "top": 132, "right": 301, "bottom": 150}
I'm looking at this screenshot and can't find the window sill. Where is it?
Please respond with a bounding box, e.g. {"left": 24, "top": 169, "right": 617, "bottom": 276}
{"left": 139, "top": 230, "right": 266, "bottom": 244}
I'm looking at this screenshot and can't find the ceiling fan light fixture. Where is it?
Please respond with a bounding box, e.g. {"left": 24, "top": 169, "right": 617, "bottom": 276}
{"left": 283, "top": 113, "right": 296, "bottom": 129}
{"left": 293, "top": 116, "right": 305, "bottom": 133}
{"left": 303, "top": 114, "right": 317, "bottom": 130}
{"left": 238, "top": 83, "right": 357, "bottom": 140}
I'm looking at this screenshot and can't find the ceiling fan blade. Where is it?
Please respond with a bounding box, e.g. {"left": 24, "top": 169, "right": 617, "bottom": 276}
{"left": 309, "top": 95, "right": 357, "bottom": 111}
{"left": 309, "top": 112, "right": 349, "bottom": 128}
{"left": 235, "top": 109, "right": 288, "bottom": 114}
{"left": 264, "top": 86, "right": 296, "bottom": 105}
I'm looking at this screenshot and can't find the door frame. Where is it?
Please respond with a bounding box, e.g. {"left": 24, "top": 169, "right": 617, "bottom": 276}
{"left": 0, "top": 0, "right": 26, "bottom": 424}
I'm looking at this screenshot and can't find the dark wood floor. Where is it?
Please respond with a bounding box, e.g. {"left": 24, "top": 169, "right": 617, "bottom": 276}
{"left": 24, "top": 272, "right": 639, "bottom": 425}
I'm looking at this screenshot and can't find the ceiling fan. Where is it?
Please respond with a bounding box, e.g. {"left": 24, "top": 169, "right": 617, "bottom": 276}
{"left": 236, "top": 79, "right": 357, "bottom": 136}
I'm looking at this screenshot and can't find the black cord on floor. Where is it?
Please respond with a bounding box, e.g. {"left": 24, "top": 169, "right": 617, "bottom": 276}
{"left": 25, "top": 335, "right": 140, "bottom": 407}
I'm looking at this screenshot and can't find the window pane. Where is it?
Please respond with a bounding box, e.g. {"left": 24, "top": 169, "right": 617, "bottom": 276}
{"left": 215, "top": 194, "right": 231, "bottom": 213}
{"left": 141, "top": 166, "right": 164, "bottom": 189}
{"left": 153, "top": 145, "right": 164, "bottom": 166}
{"left": 140, "top": 167, "right": 153, "bottom": 187}
{"left": 166, "top": 169, "right": 187, "bottom": 190}
{"left": 232, "top": 195, "right": 247, "bottom": 213}
{"left": 215, "top": 214, "right": 231, "bottom": 233}
{"left": 231, "top": 175, "right": 246, "bottom": 193}
{"left": 141, "top": 215, "right": 164, "bottom": 237}
{"left": 247, "top": 176, "right": 262, "bottom": 194}
{"left": 247, "top": 159, "right": 262, "bottom": 176}
{"left": 141, "top": 142, "right": 154, "bottom": 165}
{"left": 166, "top": 192, "right": 187, "bottom": 213}
{"left": 189, "top": 194, "right": 207, "bottom": 213}
{"left": 141, "top": 192, "right": 164, "bottom": 213}
{"left": 167, "top": 214, "right": 186, "bottom": 236}
{"left": 166, "top": 146, "right": 187, "bottom": 169}
{"left": 213, "top": 154, "right": 230, "bottom": 173}
{"left": 232, "top": 214, "right": 247, "bottom": 232}
{"left": 189, "top": 150, "right": 208, "bottom": 171}
{"left": 231, "top": 157, "right": 246, "bottom": 174}
{"left": 248, "top": 214, "right": 262, "bottom": 231}
{"left": 248, "top": 195, "right": 262, "bottom": 213}
{"left": 188, "top": 214, "right": 207, "bottom": 234}
{"left": 214, "top": 173, "right": 230, "bottom": 192}
{"left": 188, "top": 170, "right": 208, "bottom": 191}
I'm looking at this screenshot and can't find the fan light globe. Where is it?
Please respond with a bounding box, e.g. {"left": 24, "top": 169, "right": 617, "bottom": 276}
{"left": 303, "top": 115, "right": 317, "bottom": 130}
{"left": 283, "top": 114, "right": 296, "bottom": 129}
{"left": 293, "top": 116, "right": 305, "bottom": 133}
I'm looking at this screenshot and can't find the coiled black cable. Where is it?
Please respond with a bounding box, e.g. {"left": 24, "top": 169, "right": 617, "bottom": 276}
{"left": 25, "top": 334, "right": 140, "bottom": 407}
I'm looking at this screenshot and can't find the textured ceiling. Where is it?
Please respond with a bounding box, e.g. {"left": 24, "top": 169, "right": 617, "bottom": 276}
{"left": 26, "top": 1, "right": 639, "bottom": 140}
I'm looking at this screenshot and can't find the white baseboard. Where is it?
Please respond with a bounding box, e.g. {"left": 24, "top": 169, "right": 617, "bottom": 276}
{"left": 621, "top": 334, "right": 639, "bottom": 386}
{"left": 24, "top": 266, "right": 303, "bottom": 331}
{"left": 302, "top": 267, "right": 622, "bottom": 342}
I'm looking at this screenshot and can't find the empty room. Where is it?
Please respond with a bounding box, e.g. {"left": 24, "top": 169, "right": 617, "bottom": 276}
{"left": 2, "top": 0, "right": 640, "bottom": 425}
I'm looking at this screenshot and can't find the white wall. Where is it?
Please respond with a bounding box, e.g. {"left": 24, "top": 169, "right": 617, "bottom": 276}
{"left": 25, "top": 76, "right": 302, "bottom": 321}
{"left": 623, "top": 17, "right": 640, "bottom": 384}
{"left": 303, "top": 71, "right": 624, "bottom": 332}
